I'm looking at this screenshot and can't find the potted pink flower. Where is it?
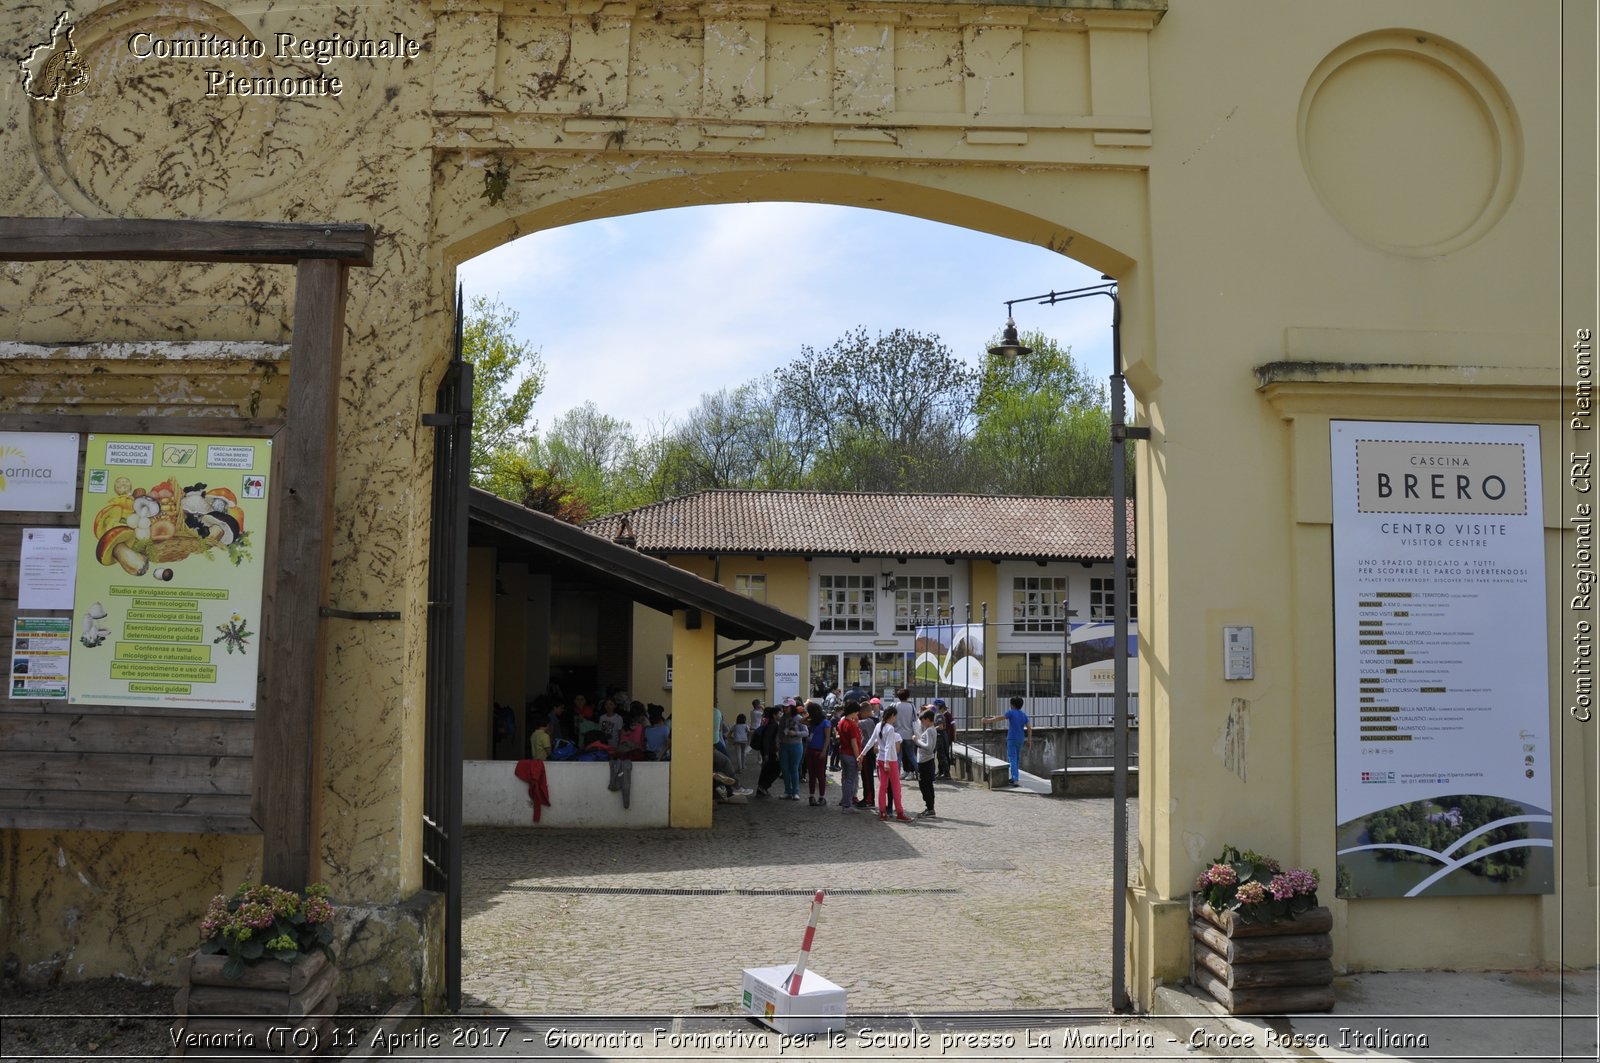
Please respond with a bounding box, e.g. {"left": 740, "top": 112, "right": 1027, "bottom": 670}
{"left": 1194, "top": 844, "right": 1319, "bottom": 924}
{"left": 197, "top": 882, "right": 336, "bottom": 978}
{"left": 1189, "top": 845, "right": 1335, "bottom": 1014}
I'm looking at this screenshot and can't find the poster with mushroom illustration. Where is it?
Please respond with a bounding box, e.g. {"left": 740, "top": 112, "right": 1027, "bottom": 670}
{"left": 67, "top": 434, "right": 271, "bottom": 711}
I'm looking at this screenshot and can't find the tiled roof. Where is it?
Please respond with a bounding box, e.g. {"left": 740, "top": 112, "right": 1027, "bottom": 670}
{"left": 585, "top": 491, "right": 1134, "bottom": 561}
{"left": 470, "top": 489, "right": 813, "bottom": 642}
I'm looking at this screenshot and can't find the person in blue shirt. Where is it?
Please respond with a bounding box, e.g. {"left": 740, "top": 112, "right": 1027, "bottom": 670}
{"left": 982, "top": 696, "right": 1033, "bottom": 787}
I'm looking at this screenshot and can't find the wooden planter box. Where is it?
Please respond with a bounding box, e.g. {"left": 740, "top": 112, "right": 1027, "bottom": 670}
{"left": 1190, "top": 899, "right": 1335, "bottom": 1015}
{"left": 170, "top": 950, "right": 338, "bottom": 1059}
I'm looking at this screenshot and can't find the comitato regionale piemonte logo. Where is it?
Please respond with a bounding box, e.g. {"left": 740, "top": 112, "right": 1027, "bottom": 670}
{"left": 20, "top": 11, "right": 89, "bottom": 102}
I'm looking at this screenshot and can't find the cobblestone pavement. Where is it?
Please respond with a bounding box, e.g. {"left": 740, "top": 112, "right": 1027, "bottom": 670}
{"left": 458, "top": 766, "right": 1138, "bottom": 1018}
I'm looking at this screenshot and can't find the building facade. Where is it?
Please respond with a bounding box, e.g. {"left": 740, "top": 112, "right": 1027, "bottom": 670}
{"left": 587, "top": 490, "right": 1138, "bottom": 721}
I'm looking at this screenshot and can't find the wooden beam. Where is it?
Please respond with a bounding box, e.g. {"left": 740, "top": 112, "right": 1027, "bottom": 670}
{"left": 0, "top": 807, "right": 259, "bottom": 835}
{"left": 0, "top": 219, "right": 375, "bottom": 267}
{"left": 0, "top": 711, "right": 254, "bottom": 756}
{"left": 0, "top": 751, "right": 252, "bottom": 793}
{"left": 0, "top": 414, "right": 284, "bottom": 437}
{"left": 256, "top": 259, "right": 345, "bottom": 889}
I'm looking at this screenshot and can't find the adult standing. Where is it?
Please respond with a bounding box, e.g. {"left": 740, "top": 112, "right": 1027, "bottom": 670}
{"left": 893, "top": 688, "right": 918, "bottom": 778}
{"left": 858, "top": 697, "right": 881, "bottom": 807}
{"left": 982, "top": 696, "right": 1033, "bottom": 787}
{"left": 779, "top": 704, "right": 809, "bottom": 800}
{"left": 804, "top": 703, "right": 831, "bottom": 806}
{"left": 935, "top": 698, "right": 955, "bottom": 779}
{"left": 755, "top": 706, "right": 783, "bottom": 797}
{"left": 835, "top": 701, "right": 864, "bottom": 812}
{"left": 914, "top": 706, "right": 939, "bottom": 817}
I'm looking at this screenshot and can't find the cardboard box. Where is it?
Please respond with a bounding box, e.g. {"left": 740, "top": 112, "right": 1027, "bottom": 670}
{"left": 740, "top": 964, "right": 847, "bottom": 1035}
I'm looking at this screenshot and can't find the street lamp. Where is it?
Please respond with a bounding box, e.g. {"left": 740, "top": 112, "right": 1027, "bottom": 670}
{"left": 989, "top": 277, "right": 1148, "bottom": 1014}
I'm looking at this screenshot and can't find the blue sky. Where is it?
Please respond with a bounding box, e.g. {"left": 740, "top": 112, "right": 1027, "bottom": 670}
{"left": 456, "top": 203, "right": 1111, "bottom": 438}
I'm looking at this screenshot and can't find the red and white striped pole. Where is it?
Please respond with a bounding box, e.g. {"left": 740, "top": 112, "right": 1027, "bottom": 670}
{"left": 787, "top": 889, "right": 825, "bottom": 995}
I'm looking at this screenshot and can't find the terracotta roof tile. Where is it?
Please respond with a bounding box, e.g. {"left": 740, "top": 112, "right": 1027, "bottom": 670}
{"left": 585, "top": 491, "right": 1134, "bottom": 561}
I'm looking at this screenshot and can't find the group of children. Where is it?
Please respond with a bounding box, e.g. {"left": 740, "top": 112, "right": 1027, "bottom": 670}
{"left": 741, "top": 690, "right": 956, "bottom": 821}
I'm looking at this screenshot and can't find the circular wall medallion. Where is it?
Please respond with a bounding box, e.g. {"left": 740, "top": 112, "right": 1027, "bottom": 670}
{"left": 1298, "top": 30, "right": 1521, "bottom": 256}
{"left": 28, "top": 1, "right": 390, "bottom": 219}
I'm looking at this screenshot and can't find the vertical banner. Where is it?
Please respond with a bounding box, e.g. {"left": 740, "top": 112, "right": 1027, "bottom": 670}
{"left": 773, "top": 654, "right": 801, "bottom": 701}
{"left": 1331, "top": 421, "right": 1553, "bottom": 898}
{"left": 68, "top": 434, "right": 271, "bottom": 711}
{"left": 913, "top": 623, "right": 985, "bottom": 692}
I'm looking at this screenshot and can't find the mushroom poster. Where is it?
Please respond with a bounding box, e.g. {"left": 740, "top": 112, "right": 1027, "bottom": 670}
{"left": 67, "top": 434, "right": 271, "bottom": 711}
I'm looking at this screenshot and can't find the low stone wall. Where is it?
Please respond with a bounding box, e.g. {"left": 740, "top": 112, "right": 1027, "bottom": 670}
{"left": 463, "top": 760, "right": 671, "bottom": 828}
{"left": 958, "top": 725, "right": 1138, "bottom": 778}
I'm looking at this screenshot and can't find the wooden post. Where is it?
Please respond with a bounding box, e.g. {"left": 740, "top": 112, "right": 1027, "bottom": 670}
{"left": 256, "top": 259, "right": 347, "bottom": 888}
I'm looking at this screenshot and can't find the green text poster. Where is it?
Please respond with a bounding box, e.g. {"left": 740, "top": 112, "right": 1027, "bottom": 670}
{"left": 68, "top": 435, "right": 271, "bottom": 711}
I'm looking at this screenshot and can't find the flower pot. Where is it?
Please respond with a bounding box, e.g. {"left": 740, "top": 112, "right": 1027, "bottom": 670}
{"left": 170, "top": 950, "right": 338, "bottom": 1059}
{"left": 1189, "top": 898, "right": 1335, "bottom": 1014}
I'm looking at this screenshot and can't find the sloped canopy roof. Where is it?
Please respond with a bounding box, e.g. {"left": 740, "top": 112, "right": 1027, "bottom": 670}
{"left": 584, "top": 490, "right": 1134, "bottom": 562}
{"left": 468, "top": 488, "right": 813, "bottom": 642}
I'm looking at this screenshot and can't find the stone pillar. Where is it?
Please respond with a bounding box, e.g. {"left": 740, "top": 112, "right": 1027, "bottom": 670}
{"left": 668, "top": 610, "right": 715, "bottom": 828}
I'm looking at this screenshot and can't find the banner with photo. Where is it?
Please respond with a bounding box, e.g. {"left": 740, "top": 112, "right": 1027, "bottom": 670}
{"left": 68, "top": 434, "right": 271, "bottom": 711}
{"left": 913, "top": 622, "right": 984, "bottom": 692}
{"left": 1331, "top": 420, "right": 1553, "bottom": 899}
{"left": 1068, "top": 621, "right": 1139, "bottom": 694}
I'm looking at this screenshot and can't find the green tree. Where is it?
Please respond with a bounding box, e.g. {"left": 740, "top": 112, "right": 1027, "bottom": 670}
{"left": 461, "top": 294, "right": 545, "bottom": 487}
{"left": 650, "top": 380, "right": 803, "bottom": 496}
{"left": 481, "top": 449, "right": 590, "bottom": 524}
{"left": 773, "top": 327, "right": 980, "bottom": 491}
{"left": 971, "top": 330, "right": 1122, "bottom": 497}
{"left": 533, "top": 402, "right": 640, "bottom": 515}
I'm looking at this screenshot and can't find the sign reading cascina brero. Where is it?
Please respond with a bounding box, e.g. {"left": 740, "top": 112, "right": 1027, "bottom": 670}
{"left": 68, "top": 434, "right": 271, "bottom": 711}
{"left": 1331, "top": 421, "right": 1553, "bottom": 900}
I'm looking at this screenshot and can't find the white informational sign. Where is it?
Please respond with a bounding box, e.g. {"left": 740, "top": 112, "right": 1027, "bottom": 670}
{"left": 18, "top": 527, "right": 79, "bottom": 609}
{"left": 773, "top": 654, "right": 801, "bottom": 701}
{"left": 0, "top": 432, "right": 79, "bottom": 512}
{"left": 1068, "top": 621, "right": 1140, "bottom": 694}
{"left": 1331, "top": 421, "right": 1553, "bottom": 899}
{"left": 11, "top": 616, "right": 71, "bottom": 700}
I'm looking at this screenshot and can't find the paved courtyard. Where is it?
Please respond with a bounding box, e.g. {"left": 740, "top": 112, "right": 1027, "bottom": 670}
{"left": 458, "top": 769, "right": 1137, "bottom": 1018}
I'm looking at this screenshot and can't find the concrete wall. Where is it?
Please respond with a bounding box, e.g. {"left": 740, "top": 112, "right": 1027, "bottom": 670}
{"left": 960, "top": 725, "right": 1132, "bottom": 778}
{"left": 463, "top": 760, "right": 669, "bottom": 829}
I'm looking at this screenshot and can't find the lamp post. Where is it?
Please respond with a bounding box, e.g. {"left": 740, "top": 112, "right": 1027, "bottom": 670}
{"left": 989, "top": 278, "right": 1148, "bottom": 1013}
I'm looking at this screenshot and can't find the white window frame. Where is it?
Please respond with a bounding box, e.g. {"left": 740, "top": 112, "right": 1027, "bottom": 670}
{"left": 733, "top": 653, "right": 766, "bottom": 689}
{"left": 1090, "top": 574, "right": 1137, "bottom": 620}
{"left": 1013, "top": 575, "right": 1068, "bottom": 633}
{"left": 818, "top": 573, "right": 876, "bottom": 632}
{"left": 734, "top": 573, "right": 767, "bottom": 602}
{"left": 895, "top": 574, "right": 952, "bottom": 632}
